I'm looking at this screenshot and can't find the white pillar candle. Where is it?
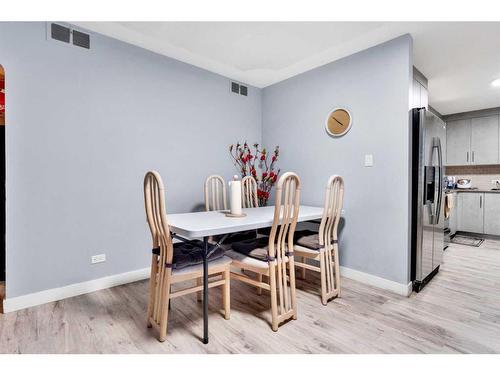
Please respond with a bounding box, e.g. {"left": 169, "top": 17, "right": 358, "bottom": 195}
{"left": 229, "top": 176, "right": 242, "bottom": 215}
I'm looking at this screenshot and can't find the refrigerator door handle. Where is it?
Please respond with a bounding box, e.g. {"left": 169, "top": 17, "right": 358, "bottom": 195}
{"left": 433, "top": 137, "right": 443, "bottom": 224}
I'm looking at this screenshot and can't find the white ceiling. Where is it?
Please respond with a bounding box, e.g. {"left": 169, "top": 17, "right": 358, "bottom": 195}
{"left": 76, "top": 22, "right": 500, "bottom": 115}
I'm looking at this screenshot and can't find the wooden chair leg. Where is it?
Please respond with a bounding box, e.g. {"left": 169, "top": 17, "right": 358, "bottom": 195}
{"left": 223, "top": 266, "right": 231, "bottom": 320}
{"left": 319, "top": 251, "right": 328, "bottom": 306}
{"left": 147, "top": 256, "right": 158, "bottom": 328}
{"left": 158, "top": 275, "right": 172, "bottom": 342}
{"left": 288, "top": 257, "right": 298, "bottom": 320}
{"left": 333, "top": 245, "right": 341, "bottom": 297}
{"left": 196, "top": 277, "right": 202, "bottom": 302}
{"left": 256, "top": 273, "right": 262, "bottom": 295}
{"left": 269, "top": 264, "right": 279, "bottom": 331}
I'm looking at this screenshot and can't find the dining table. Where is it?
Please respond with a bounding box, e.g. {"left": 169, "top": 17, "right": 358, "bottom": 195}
{"left": 167, "top": 205, "right": 324, "bottom": 344}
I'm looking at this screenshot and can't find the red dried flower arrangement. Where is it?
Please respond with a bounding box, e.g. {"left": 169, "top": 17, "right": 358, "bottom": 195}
{"left": 229, "top": 142, "right": 280, "bottom": 206}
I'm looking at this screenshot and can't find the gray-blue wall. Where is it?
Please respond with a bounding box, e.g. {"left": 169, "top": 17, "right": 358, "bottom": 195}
{"left": 262, "top": 35, "right": 413, "bottom": 284}
{"left": 1, "top": 23, "right": 413, "bottom": 299}
{"left": 0, "top": 22, "right": 262, "bottom": 297}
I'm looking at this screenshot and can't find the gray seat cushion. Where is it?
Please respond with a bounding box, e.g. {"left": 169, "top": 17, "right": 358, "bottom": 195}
{"left": 172, "top": 240, "right": 225, "bottom": 269}
{"left": 294, "top": 230, "right": 322, "bottom": 250}
{"left": 230, "top": 236, "right": 270, "bottom": 262}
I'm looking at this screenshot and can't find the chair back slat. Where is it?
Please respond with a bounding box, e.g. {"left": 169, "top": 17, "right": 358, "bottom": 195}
{"left": 144, "top": 171, "right": 173, "bottom": 326}
{"left": 204, "top": 175, "right": 227, "bottom": 211}
{"left": 318, "top": 175, "right": 344, "bottom": 297}
{"left": 267, "top": 172, "right": 301, "bottom": 317}
{"left": 318, "top": 175, "right": 344, "bottom": 246}
{"left": 241, "top": 175, "right": 259, "bottom": 208}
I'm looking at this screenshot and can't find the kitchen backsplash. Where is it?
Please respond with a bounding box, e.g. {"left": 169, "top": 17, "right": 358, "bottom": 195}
{"left": 445, "top": 165, "right": 500, "bottom": 189}
{"left": 445, "top": 165, "right": 500, "bottom": 175}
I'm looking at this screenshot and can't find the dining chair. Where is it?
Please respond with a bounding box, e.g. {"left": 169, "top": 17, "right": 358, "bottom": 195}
{"left": 205, "top": 174, "right": 257, "bottom": 249}
{"left": 226, "top": 172, "right": 301, "bottom": 331}
{"left": 204, "top": 174, "right": 227, "bottom": 211}
{"left": 144, "top": 171, "right": 232, "bottom": 342}
{"left": 294, "top": 175, "right": 344, "bottom": 305}
{"left": 241, "top": 175, "right": 259, "bottom": 208}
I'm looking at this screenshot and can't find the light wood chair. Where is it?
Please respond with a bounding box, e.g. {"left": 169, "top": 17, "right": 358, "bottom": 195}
{"left": 294, "top": 175, "right": 344, "bottom": 305}
{"left": 241, "top": 175, "right": 259, "bottom": 208}
{"left": 144, "top": 171, "right": 232, "bottom": 342}
{"left": 226, "top": 172, "right": 301, "bottom": 331}
{"left": 204, "top": 174, "right": 227, "bottom": 211}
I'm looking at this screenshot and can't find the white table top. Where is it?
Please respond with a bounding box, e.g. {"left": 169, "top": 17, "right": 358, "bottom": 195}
{"left": 168, "top": 205, "right": 323, "bottom": 238}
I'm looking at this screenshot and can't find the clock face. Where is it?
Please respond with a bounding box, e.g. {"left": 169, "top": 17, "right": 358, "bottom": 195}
{"left": 326, "top": 108, "right": 352, "bottom": 137}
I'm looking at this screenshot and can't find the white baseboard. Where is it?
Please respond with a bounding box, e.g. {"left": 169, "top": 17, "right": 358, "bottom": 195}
{"left": 3, "top": 267, "right": 151, "bottom": 313}
{"left": 3, "top": 264, "right": 412, "bottom": 313}
{"left": 340, "top": 266, "right": 412, "bottom": 297}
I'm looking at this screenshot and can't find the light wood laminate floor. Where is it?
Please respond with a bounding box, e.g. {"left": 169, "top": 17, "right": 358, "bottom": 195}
{"left": 1, "top": 239, "right": 500, "bottom": 353}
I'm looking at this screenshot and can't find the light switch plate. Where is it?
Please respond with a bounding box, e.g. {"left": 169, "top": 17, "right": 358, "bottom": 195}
{"left": 91, "top": 254, "right": 106, "bottom": 264}
{"left": 364, "top": 154, "right": 374, "bottom": 167}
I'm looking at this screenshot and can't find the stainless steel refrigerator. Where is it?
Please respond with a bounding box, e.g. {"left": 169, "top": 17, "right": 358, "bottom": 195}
{"left": 410, "top": 107, "right": 446, "bottom": 292}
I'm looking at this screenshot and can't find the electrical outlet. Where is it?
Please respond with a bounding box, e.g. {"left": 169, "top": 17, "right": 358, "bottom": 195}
{"left": 91, "top": 254, "right": 106, "bottom": 264}
{"left": 341, "top": 209, "right": 346, "bottom": 215}
{"left": 364, "top": 154, "right": 374, "bottom": 167}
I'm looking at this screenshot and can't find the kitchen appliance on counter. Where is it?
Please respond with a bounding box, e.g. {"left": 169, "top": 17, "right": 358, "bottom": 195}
{"left": 493, "top": 179, "right": 500, "bottom": 190}
{"left": 410, "top": 107, "right": 446, "bottom": 292}
{"left": 445, "top": 176, "right": 456, "bottom": 189}
{"left": 456, "top": 179, "right": 472, "bottom": 189}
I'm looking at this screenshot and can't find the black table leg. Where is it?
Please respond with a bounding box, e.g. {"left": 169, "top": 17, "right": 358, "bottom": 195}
{"left": 202, "top": 236, "right": 209, "bottom": 344}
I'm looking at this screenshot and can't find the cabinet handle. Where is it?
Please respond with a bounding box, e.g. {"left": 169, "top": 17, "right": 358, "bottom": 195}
{"left": 467, "top": 151, "right": 469, "bottom": 162}
{"left": 472, "top": 151, "right": 475, "bottom": 163}
{"left": 480, "top": 195, "right": 482, "bottom": 208}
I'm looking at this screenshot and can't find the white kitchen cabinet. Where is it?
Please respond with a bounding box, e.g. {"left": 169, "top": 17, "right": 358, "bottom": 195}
{"left": 446, "top": 119, "right": 471, "bottom": 166}
{"left": 411, "top": 79, "right": 428, "bottom": 109}
{"left": 470, "top": 116, "right": 499, "bottom": 165}
{"left": 420, "top": 85, "right": 428, "bottom": 110}
{"left": 484, "top": 194, "right": 500, "bottom": 235}
{"left": 457, "top": 193, "right": 484, "bottom": 234}
{"left": 446, "top": 115, "right": 500, "bottom": 166}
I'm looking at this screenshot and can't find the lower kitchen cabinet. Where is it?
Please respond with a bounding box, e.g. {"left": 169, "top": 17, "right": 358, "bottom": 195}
{"left": 457, "top": 193, "right": 484, "bottom": 234}
{"left": 484, "top": 194, "right": 500, "bottom": 235}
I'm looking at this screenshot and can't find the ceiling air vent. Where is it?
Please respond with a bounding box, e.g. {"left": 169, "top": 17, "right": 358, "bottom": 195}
{"left": 72, "top": 30, "right": 90, "bottom": 49}
{"left": 51, "top": 23, "right": 70, "bottom": 43}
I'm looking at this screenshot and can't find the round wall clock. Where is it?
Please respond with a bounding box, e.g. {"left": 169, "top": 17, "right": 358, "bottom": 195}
{"left": 325, "top": 108, "right": 352, "bottom": 137}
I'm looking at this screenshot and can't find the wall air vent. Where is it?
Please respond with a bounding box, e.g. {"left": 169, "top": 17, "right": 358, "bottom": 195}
{"left": 48, "top": 23, "right": 91, "bottom": 50}
{"left": 230, "top": 81, "right": 248, "bottom": 96}
{"left": 51, "top": 23, "right": 70, "bottom": 43}
{"left": 72, "top": 30, "right": 90, "bottom": 49}
{"left": 231, "top": 81, "right": 240, "bottom": 94}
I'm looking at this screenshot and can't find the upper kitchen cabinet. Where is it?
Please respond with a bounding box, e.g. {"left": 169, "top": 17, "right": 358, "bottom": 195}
{"left": 446, "top": 119, "right": 471, "bottom": 166}
{"left": 470, "top": 116, "right": 499, "bottom": 165}
{"left": 446, "top": 114, "right": 500, "bottom": 166}
{"left": 412, "top": 78, "right": 428, "bottom": 109}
